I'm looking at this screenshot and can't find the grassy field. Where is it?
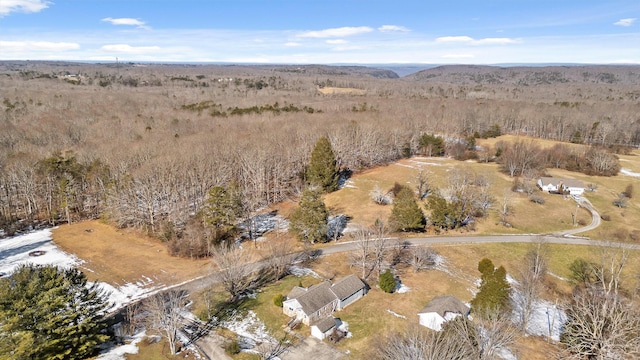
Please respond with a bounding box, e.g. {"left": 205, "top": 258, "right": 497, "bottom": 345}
{"left": 52, "top": 220, "right": 210, "bottom": 286}
{"left": 324, "top": 155, "right": 591, "bottom": 235}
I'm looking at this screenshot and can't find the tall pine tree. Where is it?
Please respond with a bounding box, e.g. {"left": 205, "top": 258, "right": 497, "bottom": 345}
{"left": 289, "top": 188, "right": 329, "bottom": 243}
{"left": 0, "top": 264, "right": 111, "bottom": 359}
{"left": 306, "top": 136, "right": 339, "bottom": 192}
{"left": 470, "top": 258, "right": 511, "bottom": 317}
{"left": 389, "top": 185, "right": 425, "bottom": 232}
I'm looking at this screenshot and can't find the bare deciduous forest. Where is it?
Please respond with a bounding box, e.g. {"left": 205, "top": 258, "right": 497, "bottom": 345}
{"left": 1, "top": 61, "right": 639, "bottom": 245}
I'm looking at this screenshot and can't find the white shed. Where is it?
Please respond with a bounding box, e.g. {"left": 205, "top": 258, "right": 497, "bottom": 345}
{"left": 418, "top": 295, "right": 470, "bottom": 331}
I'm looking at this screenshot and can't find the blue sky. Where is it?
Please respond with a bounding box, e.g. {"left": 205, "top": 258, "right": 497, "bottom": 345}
{"left": 1, "top": 0, "right": 639, "bottom": 64}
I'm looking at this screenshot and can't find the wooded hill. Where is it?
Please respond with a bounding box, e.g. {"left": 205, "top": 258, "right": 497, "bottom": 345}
{"left": 0, "top": 62, "right": 638, "bottom": 244}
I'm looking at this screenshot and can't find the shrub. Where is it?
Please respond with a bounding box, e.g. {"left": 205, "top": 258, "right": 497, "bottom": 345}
{"left": 613, "top": 194, "right": 628, "bottom": 208}
{"left": 273, "top": 294, "right": 285, "bottom": 307}
{"left": 379, "top": 269, "right": 396, "bottom": 293}
{"left": 224, "top": 339, "right": 240, "bottom": 355}
{"left": 600, "top": 214, "right": 611, "bottom": 221}
{"left": 529, "top": 195, "right": 545, "bottom": 204}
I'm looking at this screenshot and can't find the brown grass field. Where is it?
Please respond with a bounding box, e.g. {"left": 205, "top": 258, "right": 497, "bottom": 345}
{"left": 53, "top": 220, "right": 210, "bottom": 287}
{"left": 317, "top": 87, "right": 366, "bottom": 95}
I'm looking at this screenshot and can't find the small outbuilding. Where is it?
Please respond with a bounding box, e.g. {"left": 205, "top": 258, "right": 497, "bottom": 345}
{"left": 310, "top": 317, "right": 338, "bottom": 340}
{"left": 418, "top": 295, "right": 470, "bottom": 331}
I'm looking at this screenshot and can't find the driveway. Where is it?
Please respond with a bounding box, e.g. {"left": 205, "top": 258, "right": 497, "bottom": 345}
{"left": 280, "top": 337, "right": 348, "bottom": 360}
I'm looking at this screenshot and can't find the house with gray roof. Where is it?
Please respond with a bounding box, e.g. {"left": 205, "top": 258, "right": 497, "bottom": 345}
{"left": 283, "top": 274, "right": 367, "bottom": 326}
{"left": 418, "top": 295, "right": 470, "bottom": 331}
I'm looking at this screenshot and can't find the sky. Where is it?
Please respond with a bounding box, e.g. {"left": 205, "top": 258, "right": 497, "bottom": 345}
{"left": 1, "top": 0, "right": 639, "bottom": 64}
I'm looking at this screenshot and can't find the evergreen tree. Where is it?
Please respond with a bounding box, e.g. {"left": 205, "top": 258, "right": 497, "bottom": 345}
{"left": 379, "top": 269, "right": 396, "bottom": 293}
{"left": 427, "top": 192, "right": 456, "bottom": 229}
{"left": 306, "top": 136, "right": 339, "bottom": 192}
{"left": 470, "top": 258, "right": 511, "bottom": 317}
{"left": 389, "top": 185, "right": 425, "bottom": 232}
{"left": 203, "top": 182, "right": 244, "bottom": 244}
{"left": 0, "top": 264, "right": 111, "bottom": 359}
{"left": 289, "top": 188, "right": 329, "bottom": 243}
{"left": 418, "top": 134, "right": 445, "bottom": 156}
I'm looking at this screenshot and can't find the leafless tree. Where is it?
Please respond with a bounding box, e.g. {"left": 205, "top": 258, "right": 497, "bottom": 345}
{"left": 560, "top": 246, "right": 640, "bottom": 359}
{"left": 211, "top": 244, "right": 254, "bottom": 301}
{"left": 263, "top": 238, "right": 297, "bottom": 280}
{"left": 375, "top": 323, "right": 476, "bottom": 360}
{"left": 349, "top": 222, "right": 388, "bottom": 280}
{"left": 408, "top": 246, "right": 438, "bottom": 272}
{"left": 513, "top": 238, "right": 548, "bottom": 333}
{"left": 144, "top": 290, "right": 188, "bottom": 355}
{"left": 415, "top": 169, "right": 431, "bottom": 199}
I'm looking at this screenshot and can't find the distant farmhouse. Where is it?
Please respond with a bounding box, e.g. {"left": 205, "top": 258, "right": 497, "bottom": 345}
{"left": 538, "top": 177, "right": 585, "bottom": 196}
{"left": 283, "top": 274, "right": 366, "bottom": 339}
{"left": 418, "top": 295, "right": 470, "bottom": 331}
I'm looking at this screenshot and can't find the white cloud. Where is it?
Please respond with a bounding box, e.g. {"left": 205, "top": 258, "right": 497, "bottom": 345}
{"left": 101, "top": 17, "right": 149, "bottom": 29}
{"left": 0, "top": 0, "right": 49, "bottom": 17}
{"left": 325, "top": 39, "right": 347, "bottom": 44}
{"left": 298, "top": 26, "right": 373, "bottom": 38}
{"left": 474, "top": 37, "right": 521, "bottom": 45}
{"left": 100, "top": 44, "right": 160, "bottom": 53}
{"left": 614, "top": 18, "right": 636, "bottom": 27}
{"left": 436, "top": 36, "right": 520, "bottom": 45}
{"left": 0, "top": 40, "right": 79, "bottom": 51}
{"left": 378, "top": 25, "right": 409, "bottom": 32}
{"left": 284, "top": 42, "right": 300, "bottom": 47}
{"left": 436, "top": 36, "right": 474, "bottom": 43}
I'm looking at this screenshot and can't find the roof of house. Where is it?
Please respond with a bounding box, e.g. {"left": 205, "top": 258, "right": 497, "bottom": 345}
{"left": 295, "top": 282, "right": 337, "bottom": 316}
{"left": 330, "top": 274, "right": 366, "bottom": 300}
{"left": 286, "top": 275, "right": 366, "bottom": 316}
{"left": 419, "top": 295, "right": 470, "bottom": 318}
{"left": 312, "top": 317, "right": 337, "bottom": 333}
{"left": 287, "top": 286, "right": 307, "bottom": 300}
{"left": 539, "top": 177, "right": 584, "bottom": 189}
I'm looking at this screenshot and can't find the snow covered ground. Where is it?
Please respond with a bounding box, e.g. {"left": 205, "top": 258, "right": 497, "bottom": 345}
{"left": 0, "top": 228, "right": 82, "bottom": 276}
{"left": 621, "top": 168, "right": 640, "bottom": 178}
{"left": 0, "top": 228, "right": 157, "bottom": 310}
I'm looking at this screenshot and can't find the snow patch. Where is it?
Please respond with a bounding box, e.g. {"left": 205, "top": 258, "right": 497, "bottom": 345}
{"left": 386, "top": 309, "right": 407, "bottom": 319}
{"left": 621, "top": 168, "right": 640, "bottom": 178}
{"left": 220, "top": 310, "right": 276, "bottom": 348}
{"left": 289, "top": 265, "right": 322, "bottom": 278}
{"left": 337, "top": 320, "right": 352, "bottom": 338}
{"left": 97, "top": 331, "right": 146, "bottom": 360}
{"left": 396, "top": 283, "right": 410, "bottom": 294}
{"left": 0, "top": 228, "right": 82, "bottom": 275}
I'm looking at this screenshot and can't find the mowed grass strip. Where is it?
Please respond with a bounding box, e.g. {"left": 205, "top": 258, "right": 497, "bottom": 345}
{"left": 53, "top": 220, "right": 210, "bottom": 286}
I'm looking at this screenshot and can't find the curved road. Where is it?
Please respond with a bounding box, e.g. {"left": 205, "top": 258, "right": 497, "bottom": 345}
{"left": 179, "top": 197, "right": 637, "bottom": 295}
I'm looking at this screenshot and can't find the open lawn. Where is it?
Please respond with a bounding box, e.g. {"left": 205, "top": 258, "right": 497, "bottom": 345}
{"left": 52, "top": 220, "right": 210, "bottom": 286}
{"left": 325, "top": 155, "right": 591, "bottom": 235}
{"left": 317, "top": 87, "right": 366, "bottom": 95}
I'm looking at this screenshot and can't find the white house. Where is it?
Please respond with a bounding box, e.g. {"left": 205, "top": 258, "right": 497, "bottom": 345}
{"left": 538, "top": 177, "right": 585, "bottom": 196}
{"left": 418, "top": 295, "right": 470, "bottom": 331}
{"left": 283, "top": 274, "right": 367, "bottom": 326}
{"left": 310, "top": 317, "right": 338, "bottom": 340}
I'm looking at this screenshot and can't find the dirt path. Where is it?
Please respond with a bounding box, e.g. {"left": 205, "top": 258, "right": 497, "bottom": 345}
{"left": 194, "top": 333, "right": 231, "bottom": 360}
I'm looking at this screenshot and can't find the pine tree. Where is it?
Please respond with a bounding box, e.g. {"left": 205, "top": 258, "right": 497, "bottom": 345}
{"left": 379, "top": 269, "right": 396, "bottom": 293}
{"left": 471, "top": 258, "right": 511, "bottom": 317}
{"left": 306, "top": 136, "right": 339, "bottom": 192}
{"left": 0, "top": 264, "right": 111, "bottom": 359}
{"left": 389, "top": 185, "right": 425, "bottom": 232}
{"left": 289, "top": 188, "right": 329, "bottom": 243}
{"left": 203, "top": 182, "right": 244, "bottom": 244}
